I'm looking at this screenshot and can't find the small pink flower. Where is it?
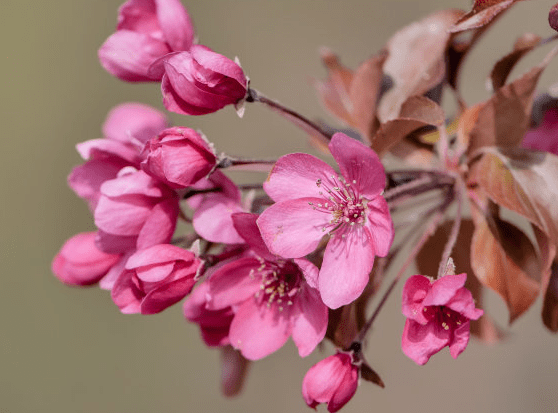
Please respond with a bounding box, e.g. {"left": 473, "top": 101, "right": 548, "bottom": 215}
{"left": 68, "top": 103, "right": 169, "bottom": 210}
{"left": 111, "top": 244, "right": 201, "bottom": 314}
{"left": 98, "top": 0, "right": 195, "bottom": 82}
{"left": 94, "top": 168, "right": 179, "bottom": 253}
{"left": 302, "top": 352, "right": 359, "bottom": 413}
{"left": 401, "top": 273, "right": 484, "bottom": 365}
{"left": 161, "top": 45, "right": 248, "bottom": 116}
{"left": 207, "top": 213, "right": 328, "bottom": 360}
{"left": 258, "top": 133, "right": 394, "bottom": 309}
{"left": 522, "top": 107, "right": 558, "bottom": 155}
{"left": 52, "top": 232, "right": 121, "bottom": 286}
{"left": 141, "top": 127, "right": 217, "bottom": 189}
{"left": 183, "top": 281, "right": 234, "bottom": 347}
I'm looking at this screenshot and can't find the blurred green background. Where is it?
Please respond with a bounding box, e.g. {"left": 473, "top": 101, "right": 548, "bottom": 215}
{"left": 2, "top": 0, "right": 558, "bottom": 412}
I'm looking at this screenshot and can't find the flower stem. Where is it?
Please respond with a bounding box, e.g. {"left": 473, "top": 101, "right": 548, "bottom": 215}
{"left": 436, "top": 177, "right": 464, "bottom": 278}
{"left": 247, "top": 88, "right": 334, "bottom": 141}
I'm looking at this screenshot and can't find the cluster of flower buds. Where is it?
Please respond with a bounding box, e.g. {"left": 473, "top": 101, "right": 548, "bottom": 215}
{"left": 54, "top": 0, "right": 558, "bottom": 411}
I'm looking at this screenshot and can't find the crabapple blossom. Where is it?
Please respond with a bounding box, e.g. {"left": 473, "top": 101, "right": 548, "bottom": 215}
{"left": 207, "top": 213, "right": 328, "bottom": 360}
{"left": 111, "top": 244, "right": 201, "bottom": 314}
{"left": 141, "top": 126, "right": 217, "bottom": 189}
{"left": 302, "top": 352, "right": 359, "bottom": 413}
{"left": 52, "top": 232, "right": 120, "bottom": 286}
{"left": 258, "top": 132, "right": 394, "bottom": 309}
{"left": 98, "top": 0, "right": 195, "bottom": 82}
{"left": 160, "top": 45, "right": 248, "bottom": 116}
{"left": 401, "top": 273, "right": 483, "bottom": 365}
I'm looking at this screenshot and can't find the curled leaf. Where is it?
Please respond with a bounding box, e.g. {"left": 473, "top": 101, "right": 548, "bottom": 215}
{"left": 542, "top": 261, "right": 558, "bottom": 331}
{"left": 450, "top": 0, "right": 520, "bottom": 33}
{"left": 220, "top": 345, "right": 250, "bottom": 397}
{"left": 360, "top": 363, "right": 385, "bottom": 388}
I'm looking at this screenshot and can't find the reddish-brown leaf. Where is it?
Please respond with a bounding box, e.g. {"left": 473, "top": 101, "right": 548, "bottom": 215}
{"left": 378, "top": 9, "right": 464, "bottom": 122}
{"left": 542, "top": 262, "right": 558, "bottom": 331}
{"left": 467, "top": 46, "right": 558, "bottom": 155}
{"left": 360, "top": 363, "right": 385, "bottom": 388}
{"left": 470, "top": 199, "right": 541, "bottom": 322}
{"left": 220, "top": 346, "right": 250, "bottom": 397}
{"left": 490, "top": 33, "right": 542, "bottom": 90}
{"left": 450, "top": 0, "right": 520, "bottom": 33}
{"left": 549, "top": 3, "right": 558, "bottom": 32}
{"left": 456, "top": 103, "right": 483, "bottom": 157}
{"left": 416, "top": 219, "right": 506, "bottom": 342}
{"left": 372, "top": 96, "right": 445, "bottom": 156}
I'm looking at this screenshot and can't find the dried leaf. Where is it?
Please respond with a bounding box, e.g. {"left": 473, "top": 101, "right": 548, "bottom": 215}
{"left": 360, "top": 363, "right": 385, "bottom": 388}
{"left": 450, "top": 0, "right": 520, "bottom": 33}
{"left": 220, "top": 346, "right": 250, "bottom": 397}
{"left": 314, "top": 49, "right": 387, "bottom": 142}
{"left": 467, "top": 46, "right": 558, "bottom": 155}
{"left": 456, "top": 103, "right": 483, "bottom": 157}
{"left": 372, "top": 96, "right": 444, "bottom": 156}
{"left": 416, "top": 219, "right": 506, "bottom": 342}
{"left": 490, "top": 33, "right": 542, "bottom": 90}
{"left": 470, "top": 199, "right": 541, "bottom": 322}
{"left": 378, "top": 9, "right": 464, "bottom": 122}
{"left": 542, "top": 261, "right": 558, "bottom": 331}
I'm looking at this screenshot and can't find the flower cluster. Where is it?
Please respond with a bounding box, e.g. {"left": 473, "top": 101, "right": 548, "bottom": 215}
{"left": 53, "top": 0, "right": 558, "bottom": 410}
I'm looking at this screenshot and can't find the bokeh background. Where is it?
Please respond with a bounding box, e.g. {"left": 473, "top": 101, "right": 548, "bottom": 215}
{"left": 3, "top": 0, "right": 558, "bottom": 412}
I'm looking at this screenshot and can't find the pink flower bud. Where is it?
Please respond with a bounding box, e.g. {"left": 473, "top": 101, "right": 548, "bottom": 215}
{"left": 98, "top": 0, "right": 195, "bottom": 82}
{"left": 141, "top": 127, "right": 217, "bottom": 188}
{"left": 52, "top": 232, "right": 120, "bottom": 286}
{"left": 161, "top": 45, "right": 248, "bottom": 116}
{"left": 302, "top": 353, "right": 359, "bottom": 413}
{"left": 522, "top": 108, "right": 558, "bottom": 155}
{"left": 111, "top": 244, "right": 201, "bottom": 314}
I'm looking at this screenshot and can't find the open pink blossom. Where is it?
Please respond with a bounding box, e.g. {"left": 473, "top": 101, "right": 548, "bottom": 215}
{"left": 98, "top": 0, "right": 195, "bottom": 82}
{"left": 68, "top": 103, "right": 169, "bottom": 211}
{"left": 522, "top": 107, "right": 558, "bottom": 155}
{"left": 52, "top": 232, "right": 120, "bottom": 286}
{"left": 183, "top": 281, "right": 234, "bottom": 347}
{"left": 401, "top": 273, "right": 484, "bottom": 365}
{"left": 111, "top": 244, "right": 201, "bottom": 314}
{"left": 94, "top": 168, "right": 179, "bottom": 253}
{"left": 141, "top": 127, "right": 217, "bottom": 189}
{"left": 161, "top": 45, "right": 248, "bottom": 116}
{"left": 258, "top": 132, "right": 394, "bottom": 309}
{"left": 302, "top": 352, "right": 359, "bottom": 413}
{"left": 207, "top": 213, "right": 328, "bottom": 360}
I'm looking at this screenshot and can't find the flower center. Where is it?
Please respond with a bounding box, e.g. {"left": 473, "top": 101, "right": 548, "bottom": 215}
{"left": 308, "top": 174, "right": 368, "bottom": 235}
{"left": 251, "top": 258, "right": 302, "bottom": 311}
{"left": 425, "top": 305, "right": 467, "bottom": 330}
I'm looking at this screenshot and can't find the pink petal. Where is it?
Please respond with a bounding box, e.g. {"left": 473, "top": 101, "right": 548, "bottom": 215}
{"left": 100, "top": 170, "right": 164, "bottom": 198}
{"left": 401, "top": 275, "right": 431, "bottom": 324}
{"left": 231, "top": 213, "right": 273, "bottom": 259}
{"left": 448, "top": 320, "right": 471, "bottom": 359}
{"left": 102, "top": 102, "right": 169, "bottom": 144}
{"left": 329, "top": 133, "right": 386, "bottom": 198}
{"left": 140, "top": 275, "right": 196, "bottom": 314}
{"left": 136, "top": 198, "right": 179, "bottom": 249}
{"left": 229, "top": 298, "right": 291, "bottom": 360}
{"left": 95, "top": 230, "right": 137, "bottom": 254}
{"left": 319, "top": 228, "right": 375, "bottom": 309}
{"left": 100, "top": 254, "right": 131, "bottom": 290}
{"left": 111, "top": 270, "right": 143, "bottom": 314}
{"left": 401, "top": 318, "right": 450, "bottom": 365}
{"left": 76, "top": 139, "right": 140, "bottom": 164}
{"left": 94, "top": 194, "right": 153, "bottom": 236}
{"left": 161, "top": 73, "right": 217, "bottom": 115}
{"left": 126, "top": 244, "right": 194, "bottom": 270}
{"left": 155, "top": 0, "right": 195, "bottom": 51}
{"left": 329, "top": 364, "right": 359, "bottom": 413}
{"left": 445, "top": 287, "right": 484, "bottom": 320}
{"left": 263, "top": 153, "right": 337, "bottom": 202}
{"left": 117, "top": 0, "right": 158, "bottom": 34}
{"left": 293, "top": 258, "right": 319, "bottom": 289}
{"left": 257, "top": 198, "right": 330, "bottom": 258}
{"left": 423, "top": 273, "right": 467, "bottom": 307}
{"left": 98, "top": 30, "right": 170, "bottom": 82}
{"left": 190, "top": 45, "right": 247, "bottom": 88}
{"left": 193, "top": 195, "right": 244, "bottom": 244}
{"left": 364, "top": 196, "right": 394, "bottom": 257}
{"left": 291, "top": 286, "right": 328, "bottom": 357}
{"left": 207, "top": 258, "right": 262, "bottom": 309}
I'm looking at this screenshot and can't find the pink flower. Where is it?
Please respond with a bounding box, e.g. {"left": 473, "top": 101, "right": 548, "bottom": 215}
{"left": 111, "top": 244, "right": 201, "bottom": 314}
{"left": 401, "top": 273, "right": 484, "bottom": 365}
{"left": 141, "top": 127, "right": 217, "bottom": 189}
{"left": 207, "top": 213, "right": 328, "bottom": 360}
{"left": 521, "top": 107, "right": 558, "bottom": 155}
{"left": 94, "top": 169, "right": 179, "bottom": 253}
{"left": 52, "top": 232, "right": 120, "bottom": 286}
{"left": 302, "top": 352, "right": 359, "bottom": 413}
{"left": 161, "top": 45, "right": 248, "bottom": 116}
{"left": 98, "top": 0, "right": 195, "bottom": 82}
{"left": 258, "top": 133, "right": 394, "bottom": 309}
{"left": 183, "top": 281, "right": 234, "bottom": 347}
{"left": 68, "top": 103, "right": 169, "bottom": 210}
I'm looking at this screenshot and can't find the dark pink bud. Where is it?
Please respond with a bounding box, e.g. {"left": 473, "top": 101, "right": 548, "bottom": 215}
{"left": 161, "top": 45, "right": 248, "bottom": 116}
{"left": 111, "top": 244, "right": 201, "bottom": 314}
{"left": 98, "top": 0, "right": 195, "bottom": 82}
{"left": 302, "top": 353, "right": 359, "bottom": 413}
{"left": 52, "top": 232, "right": 120, "bottom": 286}
{"left": 141, "top": 127, "right": 217, "bottom": 188}
{"left": 550, "top": 3, "right": 558, "bottom": 32}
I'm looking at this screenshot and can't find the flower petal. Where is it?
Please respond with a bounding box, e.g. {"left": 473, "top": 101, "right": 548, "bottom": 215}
{"left": 154, "top": 0, "right": 195, "bottom": 51}
{"left": 401, "top": 318, "right": 450, "bottom": 365}
{"left": 364, "top": 196, "right": 394, "bottom": 257}
{"left": 291, "top": 286, "right": 328, "bottom": 357}
{"left": 231, "top": 213, "right": 273, "bottom": 259}
{"left": 401, "top": 275, "right": 432, "bottom": 324}
{"left": 136, "top": 197, "right": 179, "bottom": 249}
{"left": 140, "top": 275, "right": 196, "bottom": 314}
{"left": 207, "top": 258, "right": 261, "bottom": 309}
{"left": 102, "top": 102, "right": 169, "bottom": 144}
{"left": 449, "top": 320, "right": 471, "bottom": 359}
{"left": 193, "top": 195, "right": 244, "bottom": 244}
{"left": 423, "top": 273, "right": 467, "bottom": 307}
